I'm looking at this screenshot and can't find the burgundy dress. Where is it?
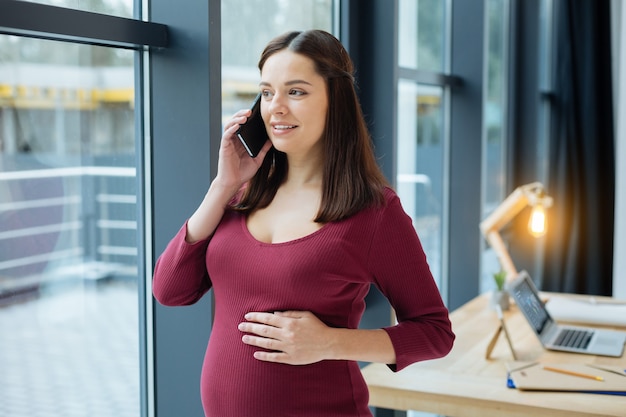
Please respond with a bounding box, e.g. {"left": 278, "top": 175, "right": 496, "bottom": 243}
{"left": 153, "top": 187, "right": 454, "bottom": 416}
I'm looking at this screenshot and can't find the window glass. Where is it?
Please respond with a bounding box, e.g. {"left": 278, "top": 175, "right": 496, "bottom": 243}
{"left": 481, "top": 0, "right": 509, "bottom": 292}
{"left": 23, "top": 0, "right": 133, "bottom": 18}
{"left": 398, "top": 0, "right": 446, "bottom": 71}
{"left": 221, "top": 0, "right": 334, "bottom": 120}
{"left": 397, "top": 0, "right": 449, "bottom": 315}
{"left": 397, "top": 80, "right": 445, "bottom": 290}
{"left": 0, "top": 35, "right": 139, "bottom": 417}
{"left": 397, "top": 3, "right": 450, "bottom": 411}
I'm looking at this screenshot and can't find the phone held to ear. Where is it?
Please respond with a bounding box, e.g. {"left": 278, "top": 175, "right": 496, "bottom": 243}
{"left": 236, "top": 93, "right": 270, "bottom": 158}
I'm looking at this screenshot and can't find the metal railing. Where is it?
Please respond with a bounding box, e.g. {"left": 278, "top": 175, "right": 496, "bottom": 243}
{"left": 0, "top": 161, "right": 137, "bottom": 301}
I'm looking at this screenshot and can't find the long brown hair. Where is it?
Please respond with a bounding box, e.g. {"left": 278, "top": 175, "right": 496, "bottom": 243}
{"left": 233, "top": 30, "right": 389, "bottom": 223}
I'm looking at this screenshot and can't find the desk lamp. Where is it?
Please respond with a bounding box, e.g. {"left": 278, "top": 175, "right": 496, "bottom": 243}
{"left": 480, "top": 182, "right": 553, "bottom": 280}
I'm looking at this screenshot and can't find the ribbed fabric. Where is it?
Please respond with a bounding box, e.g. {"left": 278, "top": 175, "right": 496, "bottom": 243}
{"left": 153, "top": 187, "right": 454, "bottom": 416}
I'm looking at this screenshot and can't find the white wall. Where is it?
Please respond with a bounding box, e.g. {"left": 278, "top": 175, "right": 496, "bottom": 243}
{"left": 613, "top": 0, "right": 626, "bottom": 299}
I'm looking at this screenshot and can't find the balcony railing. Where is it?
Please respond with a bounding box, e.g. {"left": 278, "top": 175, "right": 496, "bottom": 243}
{"left": 0, "top": 157, "right": 137, "bottom": 303}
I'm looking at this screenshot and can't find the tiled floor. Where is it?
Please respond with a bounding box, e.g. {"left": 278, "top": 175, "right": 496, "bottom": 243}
{"left": 0, "top": 280, "right": 139, "bottom": 417}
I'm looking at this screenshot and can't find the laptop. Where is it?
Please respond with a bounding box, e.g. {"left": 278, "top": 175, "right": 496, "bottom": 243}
{"left": 507, "top": 270, "right": 626, "bottom": 357}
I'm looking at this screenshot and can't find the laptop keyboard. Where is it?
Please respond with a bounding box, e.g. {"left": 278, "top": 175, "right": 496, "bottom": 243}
{"left": 554, "top": 328, "right": 593, "bottom": 349}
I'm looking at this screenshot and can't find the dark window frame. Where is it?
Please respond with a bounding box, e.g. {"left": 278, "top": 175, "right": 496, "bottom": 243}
{"left": 0, "top": 0, "right": 168, "bottom": 48}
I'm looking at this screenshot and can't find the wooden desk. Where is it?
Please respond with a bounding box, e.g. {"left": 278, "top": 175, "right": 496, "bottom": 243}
{"left": 361, "top": 293, "right": 626, "bottom": 417}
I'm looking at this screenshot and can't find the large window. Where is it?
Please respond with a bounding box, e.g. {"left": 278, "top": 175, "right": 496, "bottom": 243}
{"left": 396, "top": 0, "right": 448, "bottom": 293}
{"left": 0, "top": 35, "right": 139, "bottom": 417}
{"left": 0, "top": 2, "right": 166, "bottom": 416}
{"left": 396, "top": 81, "right": 445, "bottom": 287}
{"left": 23, "top": 0, "right": 134, "bottom": 17}
{"left": 396, "top": 3, "right": 450, "bottom": 416}
{"left": 480, "top": 0, "right": 510, "bottom": 292}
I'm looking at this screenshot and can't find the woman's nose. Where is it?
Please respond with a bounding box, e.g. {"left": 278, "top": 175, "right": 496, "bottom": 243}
{"left": 268, "top": 94, "right": 287, "bottom": 115}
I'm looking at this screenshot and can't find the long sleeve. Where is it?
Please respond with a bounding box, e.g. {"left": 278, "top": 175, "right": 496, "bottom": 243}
{"left": 153, "top": 222, "right": 212, "bottom": 306}
{"left": 368, "top": 191, "right": 455, "bottom": 371}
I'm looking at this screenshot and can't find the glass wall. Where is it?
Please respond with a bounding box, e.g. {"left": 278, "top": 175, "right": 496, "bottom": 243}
{"left": 398, "top": 0, "right": 446, "bottom": 71}
{"left": 23, "top": 0, "right": 134, "bottom": 17}
{"left": 397, "top": 0, "right": 448, "bottom": 293}
{"left": 396, "top": 81, "right": 445, "bottom": 287}
{"left": 397, "top": 3, "right": 450, "bottom": 413}
{"left": 396, "top": 0, "right": 449, "bottom": 410}
{"left": 480, "top": 0, "right": 510, "bottom": 292}
{"left": 0, "top": 35, "right": 139, "bottom": 417}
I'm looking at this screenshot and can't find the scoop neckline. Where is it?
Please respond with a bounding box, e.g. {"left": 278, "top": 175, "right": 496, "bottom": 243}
{"left": 240, "top": 215, "right": 329, "bottom": 247}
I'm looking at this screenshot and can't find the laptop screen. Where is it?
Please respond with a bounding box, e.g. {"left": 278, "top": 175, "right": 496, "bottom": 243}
{"left": 510, "top": 274, "right": 551, "bottom": 334}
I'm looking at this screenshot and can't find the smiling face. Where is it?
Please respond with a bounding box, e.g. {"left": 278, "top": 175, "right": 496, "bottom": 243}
{"left": 259, "top": 50, "right": 329, "bottom": 161}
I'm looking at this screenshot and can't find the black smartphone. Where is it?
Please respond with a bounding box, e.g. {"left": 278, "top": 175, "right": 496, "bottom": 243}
{"left": 236, "top": 93, "right": 269, "bottom": 158}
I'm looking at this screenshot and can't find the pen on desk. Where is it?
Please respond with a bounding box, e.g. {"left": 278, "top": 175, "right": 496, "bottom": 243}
{"left": 543, "top": 366, "right": 604, "bottom": 381}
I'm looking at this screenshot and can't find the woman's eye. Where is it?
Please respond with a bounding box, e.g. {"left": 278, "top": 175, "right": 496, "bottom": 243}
{"left": 261, "top": 90, "right": 273, "bottom": 98}
{"left": 289, "top": 89, "right": 305, "bottom": 96}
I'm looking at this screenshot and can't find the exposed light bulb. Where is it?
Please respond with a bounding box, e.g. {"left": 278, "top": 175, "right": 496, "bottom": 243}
{"left": 528, "top": 204, "right": 547, "bottom": 237}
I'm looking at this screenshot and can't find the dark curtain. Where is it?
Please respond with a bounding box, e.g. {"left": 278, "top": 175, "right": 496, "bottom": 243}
{"left": 542, "top": 0, "right": 615, "bottom": 295}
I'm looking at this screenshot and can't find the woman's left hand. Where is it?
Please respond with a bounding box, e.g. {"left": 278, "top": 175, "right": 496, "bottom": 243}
{"left": 238, "top": 310, "right": 333, "bottom": 365}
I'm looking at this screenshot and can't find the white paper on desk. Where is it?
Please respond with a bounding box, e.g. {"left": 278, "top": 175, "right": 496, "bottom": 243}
{"left": 546, "top": 297, "right": 626, "bottom": 327}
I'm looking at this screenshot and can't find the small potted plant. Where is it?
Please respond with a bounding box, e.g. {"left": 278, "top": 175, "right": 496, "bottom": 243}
{"left": 491, "top": 270, "right": 510, "bottom": 310}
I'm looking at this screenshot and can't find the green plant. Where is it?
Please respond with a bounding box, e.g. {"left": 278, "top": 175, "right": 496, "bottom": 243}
{"left": 493, "top": 270, "right": 506, "bottom": 291}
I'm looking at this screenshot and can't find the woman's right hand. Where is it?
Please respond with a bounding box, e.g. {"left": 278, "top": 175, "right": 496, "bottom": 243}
{"left": 185, "top": 110, "right": 272, "bottom": 243}
{"left": 214, "top": 109, "right": 273, "bottom": 193}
